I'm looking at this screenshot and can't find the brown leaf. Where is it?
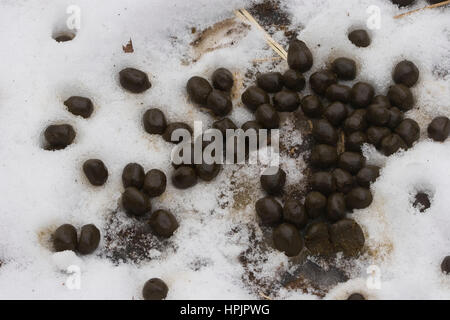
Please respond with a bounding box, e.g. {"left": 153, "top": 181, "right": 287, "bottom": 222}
{"left": 122, "top": 38, "right": 134, "bottom": 53}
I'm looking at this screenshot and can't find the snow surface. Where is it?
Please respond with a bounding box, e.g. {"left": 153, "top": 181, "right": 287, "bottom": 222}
{"left": 0, "top": 0, "right": 449, "bottom": 299}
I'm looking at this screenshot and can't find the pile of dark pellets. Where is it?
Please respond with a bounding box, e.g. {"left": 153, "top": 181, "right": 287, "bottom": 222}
{"left": 183, "top": 25, "right": 450, "bottom": 300}
{"left": 247, "top": 36, "right": 448, "bottom": 299}
{"left": 43, "top": 0, "right": 450, "bottom": 300}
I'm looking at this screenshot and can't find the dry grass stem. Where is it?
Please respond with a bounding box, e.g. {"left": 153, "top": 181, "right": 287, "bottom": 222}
{"left": 235, "top": 8, "right": 287, "bottom": 60}
{"left": 394, "top": 0, "right": 450, "bottom": 19}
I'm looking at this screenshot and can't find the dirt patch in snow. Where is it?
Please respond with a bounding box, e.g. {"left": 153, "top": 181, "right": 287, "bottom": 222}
{"left": 102, "top": 211, "right": 177, "bottom": 264}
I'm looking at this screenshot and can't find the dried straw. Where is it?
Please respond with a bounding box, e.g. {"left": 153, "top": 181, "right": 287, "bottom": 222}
{"left": 235, "top": 8, "right": 287, "bottom": 60}
{"left": 252, "top": 56, "right": 284, "bottom": 63}
{"left": 394, "top": 0, "right": 450, "bottom": 19}
{"left": 259, "top": 292, "right": 273, "bottom": 300}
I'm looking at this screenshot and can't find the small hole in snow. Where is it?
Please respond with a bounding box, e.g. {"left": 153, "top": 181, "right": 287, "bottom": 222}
{"left": 52, "top": 17, "right": 77, "bottom": 43}
{"left": 412, "top": 192, "right": 432, "bottom": 213}
{"left": 53, "top": 32, "right": 76, "bottom": 42}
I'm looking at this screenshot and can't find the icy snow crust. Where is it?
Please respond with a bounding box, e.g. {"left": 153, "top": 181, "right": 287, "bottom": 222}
{"left": 0, "top": 0, "right": 449, "bottom": 299}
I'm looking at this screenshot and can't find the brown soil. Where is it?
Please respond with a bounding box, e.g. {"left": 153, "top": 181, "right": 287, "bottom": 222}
{"left": 102, "top": 211, "right": 177, "bottom": 264}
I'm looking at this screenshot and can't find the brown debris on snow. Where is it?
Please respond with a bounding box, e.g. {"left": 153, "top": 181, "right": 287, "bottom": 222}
{"left": 122, "top": 38, "right": 134, "bottom": 53}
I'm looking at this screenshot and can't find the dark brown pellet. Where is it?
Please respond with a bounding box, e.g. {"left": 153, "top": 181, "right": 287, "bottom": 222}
{"left": 346, "top": 131, "right": 368, "bottom": 152}
{"left": 255, "top": 104, "right": 280, "bottom": 129}
{"left": 395, "top": 119, "right": 420, "bottom": 147}
{"left": 441, "top": 256, "right": 450, "bottom": 274}
{"left": 323, "top": 102, "right": 348, "bottom": 126}
{"left": 346, "top": 187, "right": 373, "bottom": 210}
{"left": 241, "top": 86, "right": 270, "bottom": 112}
{"left": 312, "top": 119, "right": 338, "bottom": 145}
{"left": 149, "top": 210, "right": 178, "bottom": 238}
{"left": 122, "top": 163, "right": 145, "bottom": 189}
{"left": 273, "top": 223, "right": 304, "bottom": 257}
{"left": 53, "top": 224, "right": 78, "bottom": 252}
{"left": 367, "top": 126, "right": 391, "bottom": 147}
{"left": 310, "top": 171, "right": 336, "bottom": 195}
{"left": 143, "top": 169, "right": 167, "bottom": 197}
{"left": 257, "top": 72, "right": 284, "bottom": 93}
{"left": 391, "top": 0, "right": 415, "bottom": 6}
{"left": 301, "top": 95, "right": 323, "bottom": 118}
{"left": 338, "top": 152, "right": 365, "bottom": 174}
{"left": 387, "top": 107, "right": 403, "bottom": 129}
{"left": 310, "top": 70, "right": 337, "bottom": 96}
{"left": 347, "top": 293, "right": 366, "bottom": 300}
{"left": 332, "top": 57, "right": 357, "bottom": 80}
{"left": 195, "top": 162, "right": 221, "bottom": 181}
{"left": 122, "top": 187, "right": 152, "bottom": 217}
{"left": 187, "top": 76, "right": 212, "bottom": 104}
{"left": 356, "top": 166, "right": 380, "bottom": 188}
{"left": 171, "top": 166, "right": 197, "bottom": 189}
{"left": 283, "top": 199, "right": 308, "bottom": 229}
{"left": 83, "top": 159, "right": 108, "bottom": 186}
{"left": 380, "top": 133, "right": 407, "bottom": 156}
{"left": 212, "top": 118, "right": 237, "bottom": 136}
{"left": 206, "top": 89, "right": 232, "bottom": 117}
{"left": 350, "top": 82, "right": 374, "bottom": 108}
{"left": 212, "top": 68, "right": 234, "bottom": 91}
{"left": 327, "top": 193, "right": 347, "bottom": 222}
{"left": 255, "top": 196, "right": 283, "bottom": 226}
{"left": 367, "top": 104, "right": 391, "bottom": 126}
{"left": 393, "top": 60, "right": 419, "bottom": 87}
{"left": 333, "top": 168, "right": 355, "bottom": 193}
{"left": 310, "top": 144, "right": 338, "bottom": 169}
{"left": 325, "top": 84, "right": 351, "bottom": 104}
{"left": 304, "top": 222, "right": 334, "bottom": 256}
{"left": 372, "top": 95, "right": 391, "bottom": 109}
{"left": 64, "top": 96, "right": 93, "bottom": 118}
{"left": 77, "top": 224, "right": 100, "bottom": 255}
{"left": 282, "top": 69, "right": 306, "bottom": 92}
{"left": 287, "top": 39, "right": 313, "bottom": 72}
{"left": 119, "top": 68, "right": 151, "bottom": 93}
{"left": 142, "top": 278, "right": 168, "bottom": 300}
{"left": 427, "top": 116, "right": 450, "bottom": 142}
{"left": 273, "top": 90, "right": 300, "bottom": 112}
{"left": 305, "top": 191, "right": 327, "bottom": 219}
{"left": 348, "top": 29, "right": 371, "bottom": 48}
{"left": 387, "top": 84, "right": 414, "bottom": 111}
{"left": 162, "top": 122, "right": 193, "bottom": 144}
{"left": 143, "top": 108, "right": 167, "bottom": 135}
{"left": 260, "top": 167, "right": 286, "bottom": 195}
{"left": 329, "top": 219, "right": 365, "bottom": 256}
{"left": 343, "top": 109, "right": 368, "bottom": 134}
{"left": 44, "top": 124, "right": 76, "bottom": 150}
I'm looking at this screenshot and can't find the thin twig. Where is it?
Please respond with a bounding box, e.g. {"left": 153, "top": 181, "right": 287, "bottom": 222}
{"left": 394, "top": 0, "right": 450, "bottom": 19}
{"left": 259, "top": 292, "right": 273, "bottom": 300}
{"left": 252, "top": 56, "right": 283, "bottom": 63}
{"left": 235, "top": 8, "right": 287, "bottom": 60}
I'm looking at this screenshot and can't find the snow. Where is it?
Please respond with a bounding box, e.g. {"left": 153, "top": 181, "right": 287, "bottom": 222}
{"left": 0, "top": 0, "right": 449, "bottom": 299}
